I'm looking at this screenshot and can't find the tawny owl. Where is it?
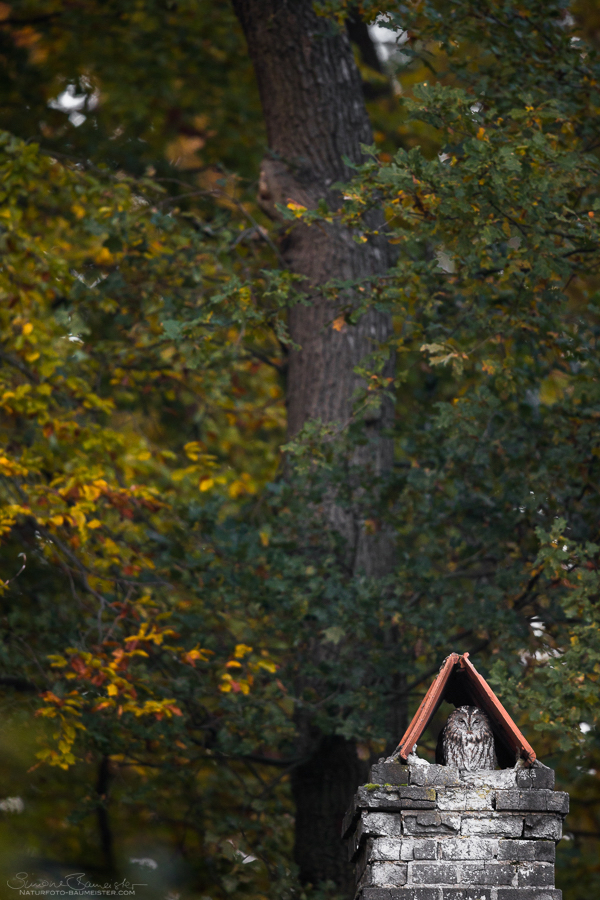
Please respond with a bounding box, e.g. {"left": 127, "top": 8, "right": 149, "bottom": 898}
{"left": 437, "top": 705, "right": 497, "bottom": 770}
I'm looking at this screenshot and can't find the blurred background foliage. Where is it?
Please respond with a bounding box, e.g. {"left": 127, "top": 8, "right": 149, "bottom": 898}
{"left": 0, "top": 1, "right": 600, "bottom": 898}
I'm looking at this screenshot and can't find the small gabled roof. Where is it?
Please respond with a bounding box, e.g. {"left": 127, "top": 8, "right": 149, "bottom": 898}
{"left": 394, "top": 652, "right": 536, "bottom": 768}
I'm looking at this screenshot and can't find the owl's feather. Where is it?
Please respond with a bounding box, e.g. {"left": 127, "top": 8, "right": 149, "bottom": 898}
{"left": 437, "top": 705, "right": 497, "bottom": 771}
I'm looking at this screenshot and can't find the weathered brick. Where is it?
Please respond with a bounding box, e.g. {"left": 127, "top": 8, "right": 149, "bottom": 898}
{"left": 395, "top": 892, "right": 440, "bottom": 900}
{"left": 441, "top": 891, "right": 492, "bottom": 900}
{"left": 342, "top": 804, "right": 360, "bottom": 839}
{"left": 496, "top": 791, "right": 548, "bottom": 812}
{"left": 534, "top": 842, "right": 555, "bottom": 863}
{"left": 516, "top": 766, "right": 556, "bottom": 791}
{"left": 440, "top": 838, "right": 497, "bottom": 861}
{"left": 497, "top": 840, "right": 534, "bottom": 861}
{"left": 460, "top": 862, "right": 515, "bottom": 885}
{"left": 463, "top": 769, "right": 518, "bottom": 790}
{"left": 360, "top": 890, "right": 396, "bottom": 900}
{"left": 357, "top": 786, "right": 437, "bottom": 811}
{"left": 496, "top": 790, "right": 568, "bottom": 814}
{"left": 404, "top": 812, "right": 461, "bottom": 835}
{"left": 347, "top": 819, "right": 364, "bottom": 861}
{"left": 371, "top": 838, "right": 403, "bottom": 861}
{"left": 498, "top": 840, "right": 555, "bottom": 863}
{"left": 414, "top": 839, "right": 438, "bottom": 860}
{"left": 411, "top": 862, "right": 458, "bottom": 885}
{"left": 362, "top": 812, "right": 404, "bottom": 839}
{"left": 361, "top": 889, "right": 441, "bottom": 900}
{"left": 370, "top": 763, "right": 411, "bottom": 786}
{"left": 461, "top": 813, "right": 523, "bottom": 838}
{"left": 409, "top": 764, "right": 461, "bottom": 788}
{"left": 356, "top": 841, "right": 371, "bottom": 884}
{"left": 360, "top": 887, "right": 394, "bottom": 900}
{"left": 370, "top": 862, "right": 408, "bottom": 887}
{"left": 437, "top": 788, "right": 494, "bottom": 812}
{"left": 546, "top": 792, "right": 569, "bottom": 815}
{"left": 397, "top": 837, "right": 438, "bottom": 861}
{"left": 496, "top": 890, "right": 561, "bottom": 900}
{"left": 523, "top": 815, "right": 562, "bottom": 841}
{"left": 453, "top": 864, "right": 485, "bottom": 885}
{"left": 517, "top": 863, "right": 554, "bottom": 888}
{"left": 400, "top": 839, "right": 416, "bottom": 862}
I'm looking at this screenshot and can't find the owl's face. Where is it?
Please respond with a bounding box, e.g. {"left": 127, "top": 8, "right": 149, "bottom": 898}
{"left": 440, "top": 704, "right": 497, "bottom": 770}
{"left": 450, "top": 706, "right": 492, "bottom": 738}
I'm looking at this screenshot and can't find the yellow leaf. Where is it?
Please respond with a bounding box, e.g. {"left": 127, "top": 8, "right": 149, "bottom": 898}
{"left": 22, "top": 322, "right": 33, "bottom": 336}
{"left": 199, "top": 477, "right": 214, "bottom": 492}
{"left": 332, "top": 317, "right": 347, "bottom": 332}
{"left": 225, "top": 660, "right": 243, "bottom": 669}
{"left": 50, "top": 515, "right": 64, "bottom": 527}
{"left": 539, "top": 370, "right": 571, "bottom": 406}
{"left": 87, "top": 519, "right": 102, "bottom": 529}
{"left": 82, "top": 484, "right": 101, "bottom": 501}
{"left": 234, "top": 643, "right": 253, "bottom": 659}
{"left": 476, "top": 127, "right": 486, "bottom": 140}
{"left": 47, "top": 654, "right": 67, "bottom": 667}
{"left": 255, "top": 659, "right": 277, "bottom": 673}
{"left": 70, "top": 509, "right": 86, "bottom": 529}
{"left": 184, "top": 441, "right": 203, "bottom": 461}
{"left": 106, "top": 684, "right": 118, "bottom": 696}
{"left": 95, "top": 247, "right": 113, "bottom": 265}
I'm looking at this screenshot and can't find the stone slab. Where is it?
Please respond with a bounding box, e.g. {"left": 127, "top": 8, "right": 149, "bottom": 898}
{"left": 371, "top": 763, "right": 410, "bottom": 786}
{"left": 371, "top": 838, "right": 403, "bottom": 861}
{"left": 357, "top": 785, "right": 437, "bottom": 812}
{"left": 370, "top": 862, "right": 408, "bottom": 887}
{"left": 362, "top": 812, "right": 404, "bottom": 839}
{"left": 496, "top": 890, "right": 561, "bottom": 900}
{"left": 523, "top": 815, "right": 562, "bottom": 841}
{"left": 410, "top": 862, "right": 458, "bottom": 885}
{"left": 409, "top": 764, "right": 461, "bottom": 788}
{"left": 437, "top": 788, "right": 494, "bottom": 812}
{"left": 496, "top": 791, "right": 568, "bottom": 814}
{"left": 361, "top": 889, "right": 440, "bottom": 900}
{"left": 498, "top": 840, "right": 555, "bottom": 863}
{"left": 459, "top": 862, "right": 515, "bottom": 885}
{"left": 441, "top": 892, "right": 492, "bottom": 900}
{"left": 461, "top": 770, "right": 519, "bottom": 789}
{"left": 517, "top": 863, "right": 555, "bottom": 888}
{"left": 403, "top": 811, "right": 461, "bottom": 835}
{"left": 343, "top": 805, "right": 360, "bottom": 839}
{"left": 398, "top": 838, "right": 439, "bottom": 861}
{"left": 461, "top": 814, "right": 524, "bottom": 838}
{"left": 440, "top": 838, "right": 498, "bottom": 861}
{"left": 516, "top": 766, "right": 556, "bottom": 791}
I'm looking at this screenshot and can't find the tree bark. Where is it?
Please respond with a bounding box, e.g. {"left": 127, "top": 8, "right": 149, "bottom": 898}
{"left": 231, "top": 1, "right": 395, "bottom": 892}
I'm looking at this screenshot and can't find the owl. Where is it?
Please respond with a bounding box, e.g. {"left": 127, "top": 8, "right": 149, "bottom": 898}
{"left": 437, "top": 705, "right": 497, "bottom": 771}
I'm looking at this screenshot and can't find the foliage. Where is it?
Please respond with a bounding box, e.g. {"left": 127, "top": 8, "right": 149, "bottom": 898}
{"left": 0, "top": 0, "right": 264, "bottom": 179}
{"left": 0, "top": 1, "right": 600, "bottom": 898}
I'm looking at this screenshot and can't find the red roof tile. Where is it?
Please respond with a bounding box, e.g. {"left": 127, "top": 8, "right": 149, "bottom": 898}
{"left": 393, "top": 652, "right": 536, "bottom": 768}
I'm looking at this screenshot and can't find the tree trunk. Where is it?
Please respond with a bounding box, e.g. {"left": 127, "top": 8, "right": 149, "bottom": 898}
{"left": 231, "top": 1, "right": 395, "bottom": 892}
